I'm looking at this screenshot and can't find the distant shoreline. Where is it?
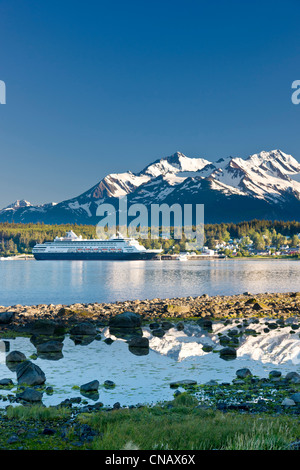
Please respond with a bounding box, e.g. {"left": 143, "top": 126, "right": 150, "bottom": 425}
{"left": 0, "top": 254, "right": 299, "bottom": 261}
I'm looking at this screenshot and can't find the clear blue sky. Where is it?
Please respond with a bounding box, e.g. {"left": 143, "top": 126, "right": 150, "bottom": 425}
{"left": 0, "top": 0, "right": 300, "bottom": 207}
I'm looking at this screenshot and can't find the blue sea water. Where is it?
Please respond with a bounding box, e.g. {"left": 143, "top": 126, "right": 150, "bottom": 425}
{"left": 0, "top": 258, "right": 299, "bottom": 306}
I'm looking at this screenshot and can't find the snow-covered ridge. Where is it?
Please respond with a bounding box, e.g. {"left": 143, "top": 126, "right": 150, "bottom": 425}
{"left": 1, "top": 149, "right": 300, "bottom": 223}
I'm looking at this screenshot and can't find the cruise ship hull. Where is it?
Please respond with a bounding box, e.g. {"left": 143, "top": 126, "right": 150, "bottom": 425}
{"left": 33, "top": 251, "right": 159, "bottom": 261}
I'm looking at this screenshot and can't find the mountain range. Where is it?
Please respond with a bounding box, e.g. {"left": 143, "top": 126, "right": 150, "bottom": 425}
{"left": 1, "top": 149, "right": 300, "bottom": 225}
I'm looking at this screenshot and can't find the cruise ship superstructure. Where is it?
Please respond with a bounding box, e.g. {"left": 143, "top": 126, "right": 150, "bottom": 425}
{"left": 32, "top": 231, "right": 162, "bottom": 260}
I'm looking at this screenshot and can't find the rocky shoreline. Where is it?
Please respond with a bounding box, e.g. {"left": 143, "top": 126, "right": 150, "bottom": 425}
{"left": 1, "top": 291, "right": 300, "bottom": 330}
{"left": 0, "top": 292, "right": 299, "bottom": 449}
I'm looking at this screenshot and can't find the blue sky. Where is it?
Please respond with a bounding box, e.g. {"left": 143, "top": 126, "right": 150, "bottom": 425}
{"left": 0, "top": 0, "right": 300, "bottom": 207}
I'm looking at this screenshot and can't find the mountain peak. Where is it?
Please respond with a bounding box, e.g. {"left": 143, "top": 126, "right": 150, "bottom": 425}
{"left": 1, "top": 149, "right": 300, "bottom": 224}
{"left": 1, "top": 199, "right": 32, "bottom": 212}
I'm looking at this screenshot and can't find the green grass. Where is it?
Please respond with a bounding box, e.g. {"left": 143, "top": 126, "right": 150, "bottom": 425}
{"left": 0, "top": 397, "right": 299, "bottom": 450}
{"left": 77, "top": 394, "right": 300, "bottom": 450}
{"left": 6, "top": 404, "right": 72, "bottom": 421}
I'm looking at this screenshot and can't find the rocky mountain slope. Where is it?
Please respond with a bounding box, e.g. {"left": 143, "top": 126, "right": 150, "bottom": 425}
{"left": 1, "top": 149, "right": 300, "bottom": 224}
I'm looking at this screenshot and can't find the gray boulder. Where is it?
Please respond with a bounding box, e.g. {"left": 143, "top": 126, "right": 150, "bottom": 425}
{"left": 290, "top": 392, "right": 300, "bottom": 403}
{"left": 70, "top": 322, "right": 97, "bottom": 336}
{"left": 269, "top": 370, "right": 281, "bottom": 380}
{"left": 0, "top": 378, "right": 14, "bottom": 387}
{"left": 36, "top": 341, "right": 63, "bottom": 354}
{"left": 108, "top": 312, "right": 142, "bottom": 328}
{"left": 0, "top": 311, "right": 14, "bottom": 324}
{"left": 17, "top": 387, "right": 43, "bottom": 403}
{"left": 170, "top": 379, "right": 197, "bottom": 388}
{"left": 28, "top": 320, "right": 57, "bottom": 336}
{"left": 128, "top": 337, "right": 149, "bottom": 349}
{"left": 80, "top": 380, "right": 99, "bottom": 393}
{"left": 6, "top": 351, "right": 26, "bottom": 362}
{"left": 16, "top": 361, "right": 46, "bottom": 386}
{"left": 152, "top": 328, "right": 165, "bottom": 338}
{"left": 236, "top": 368, "right": 252, "bottom": 379}
{"left": 285, "top": 372, "right": 300, "bottom": 383}
{"left": 281, "top": 398, "right": 296, "bottom": 407}
{"left": 219, "top": 347, "right": 237, "bottom": 360}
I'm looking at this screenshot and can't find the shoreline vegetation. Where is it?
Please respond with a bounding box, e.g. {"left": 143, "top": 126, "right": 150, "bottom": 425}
{"left": 0, "top": 291, "right": 299, "bottom": 450}
{"left": 0, "top": 220, "right": 300, "bottom": 259}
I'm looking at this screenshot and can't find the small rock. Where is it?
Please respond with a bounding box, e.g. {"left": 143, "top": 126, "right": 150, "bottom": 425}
{"left": 0, "top": 311, "right": 15, "bottom": 324}
{"left": 281, "top": 398, "right": 296, "bottom": 407}
{"left": 219, "top": 347, "right": 237, "bottom": 360}
{"left": 7, "top": 434, "right": 19, "bottom": 444}
{"left": 16, "top": 387, "right": 43, "bottom": 402}
{"left": 42, "top": 428, "right": 56, "bottom": 435}
{"left": 128, "top": 337, "right": 149, "bottom": 348}
{"left": 290, "top": 392, "right": 300, "bottom": 403}
{"left": 152, "top": 328, "right": 165, "bottom": 338}
{"left": 269, "top": 370, "right": 282, "bottom": 379}
{"left": 170, "top": 379, "right": 197, "bottom": 388}
{"left": 80, "top": 380, "right": 99, "bottom": 393}
{"left": 104, "top": 380, "right": 115, "bottom": 388}
{"left": 0, "top": 378, "right": 14, "bottom": 387}
{"left": 236, "top": 368, "right": 252, "bottom": 379}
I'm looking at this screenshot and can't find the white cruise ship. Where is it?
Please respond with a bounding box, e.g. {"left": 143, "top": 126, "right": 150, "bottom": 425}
{"left": 32, "top": 231, "right": 162, "bottom": 260}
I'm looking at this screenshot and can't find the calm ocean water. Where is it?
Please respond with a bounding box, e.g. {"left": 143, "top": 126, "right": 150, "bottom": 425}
{"left": 0, "top": 258, "right": 300, "bottom": 306}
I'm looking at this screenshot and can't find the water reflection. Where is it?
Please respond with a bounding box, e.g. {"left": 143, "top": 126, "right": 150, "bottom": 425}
{"left": 0, "top": 320, "right": 299, "bottom": 408}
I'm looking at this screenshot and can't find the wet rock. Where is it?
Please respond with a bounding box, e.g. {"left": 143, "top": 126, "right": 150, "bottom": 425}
{"left": 290, "top": 393, "right": 300, "bottom": 403}
{"left": 176, "top": 322, "right": 184, "bottom": 331}
{"left": 28, "top": 319, "right": 57, "bottom": 336}
{"left": 285, "top": 372, "right": 300, "bottom": 384}
{"left": 152, "top": 328, "right": 165, "bottom": 338}
{"left": 128, "top": 336, "right": 149, "bottom": 348}
{"left": 149, "top": 322, "right": 160, "bottom": 329}
{"left": 219, "top": 347, "right": 237, "bottom": 360}
{"left": 161, "top": 321, "right": 174, "bottom": 330}
{"left": 0, "top": 378, "right": 14, "bottom": 387}
{"left": 197, "top": 319, "right": 213, "bottom": 331}
{"left": 269, "top": 370, "right": 281, "bottom": 380}
{"left": 69, "top": 322, "right": 97, "bottom": 336}
{"left": 104, "top": 338, "right": 114, "bottom": 345}
{"left": 108, "top": 311, "right": 142, "bottom": 328}
{"left": 104, "top": 380, "right": 115, "bottom": 388}
{"left": 236, "top": 368, "right": 252, "bottom": 379}
{"left": 36, "top": 340, "right": 63, "bottom": 354}
{"left": 0, "top": 311, "right": 15, "bottom": 324}
{"left": 16, "top": 387, "right": 43, "bottom": 403}
{"left": 170, "top": 379, "right": 197, "bottom": 388}
{"left": 16, "top": 361, "right": 46, "bottom": 386}
{"left": 219, "top": 335, "right": 231, "bottom": 346}
{"left": 109, "top": 326, "right": 142, "bottom": 341}
{"left": 128, "top": 336, "right": 150, "bottom": 356}
{"left": 281, "top": 398, "right": 296, "bottom": 407}
{"left": 7, "top": 434, "right": 19, "bottom": 444}
{"left": 80, "top": 380, "right": 99, "bottom": 393}
{"left": 6, "top": 350, "right": 26, "bottom": 363}
{"left": 42, "top": 428, "right": 56, "bottom": 435}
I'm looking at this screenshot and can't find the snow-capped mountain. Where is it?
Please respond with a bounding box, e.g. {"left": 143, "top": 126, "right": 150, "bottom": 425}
{"left": 1, "top": 149, "right": 300, "bottom": 224}
{"left": 0, "top": 199, "right": 33, "bottom": 213}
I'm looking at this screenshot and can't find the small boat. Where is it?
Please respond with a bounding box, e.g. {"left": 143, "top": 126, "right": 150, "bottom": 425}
{"left": 176, "top": 253, "right": 188, "bottom": 261}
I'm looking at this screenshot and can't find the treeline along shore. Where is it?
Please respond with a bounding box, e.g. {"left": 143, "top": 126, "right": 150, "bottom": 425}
{"left": 0, "top": 219, "right": 300, "bottom": 257}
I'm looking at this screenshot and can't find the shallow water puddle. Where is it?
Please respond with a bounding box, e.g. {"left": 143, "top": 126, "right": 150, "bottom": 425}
{"left": 0, "top": 320, "right": 299, "bottom": 408}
